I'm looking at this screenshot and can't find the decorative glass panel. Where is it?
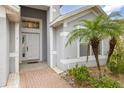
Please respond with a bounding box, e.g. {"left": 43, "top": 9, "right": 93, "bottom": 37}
{"left": 22, "top": 20, "right": 39, "bottom": 29}
{"left": 22, "top": 35, "right": 26, "bottom": 57}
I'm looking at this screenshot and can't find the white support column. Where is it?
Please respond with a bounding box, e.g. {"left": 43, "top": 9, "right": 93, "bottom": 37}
{"left": 0, "top": 6, "right": 9, "bottom": 87}
{"left": 49, "top": 27, "right": 54, "bottom": 68}
{"left": 15, "top": 23, "right": 19, "bottom": 73}
{"left": 47, "top": 6, "right": 54, "bottom": 68}
{"left": 47, "top": 6, "right": 61, "bottom": 68}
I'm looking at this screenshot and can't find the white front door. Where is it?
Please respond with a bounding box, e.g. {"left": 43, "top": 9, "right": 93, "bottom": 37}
{"left": 22, "top": 33, "right": 40, "bottom": 61}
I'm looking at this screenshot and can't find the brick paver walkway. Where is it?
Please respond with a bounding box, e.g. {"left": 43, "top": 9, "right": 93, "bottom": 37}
{"left": 20, "top": 62, "right": 71, "bottom": 88}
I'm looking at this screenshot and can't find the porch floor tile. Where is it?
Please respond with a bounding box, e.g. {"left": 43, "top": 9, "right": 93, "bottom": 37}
{"left": 20, "top": 62, "right": 71, "bottom": 88}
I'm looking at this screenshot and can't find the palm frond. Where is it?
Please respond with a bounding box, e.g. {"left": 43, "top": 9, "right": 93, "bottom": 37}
{"left": 108, "top": 11, "right": 122, "bottom": 18}
{"left": 65, "top": 28, "right": 86, "bottom": 47}
{"left": 66, "top": 14, "right": 124, "bottom": 47}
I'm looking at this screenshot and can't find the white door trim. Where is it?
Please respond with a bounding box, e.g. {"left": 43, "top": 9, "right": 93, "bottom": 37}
{"left": 20, "top": 17, "right": 42, "bottom": 62}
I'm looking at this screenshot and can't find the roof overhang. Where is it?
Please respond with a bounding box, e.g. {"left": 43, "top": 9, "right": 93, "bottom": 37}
{"left": 50, "top": 5, "right": 107, "bottom": 27}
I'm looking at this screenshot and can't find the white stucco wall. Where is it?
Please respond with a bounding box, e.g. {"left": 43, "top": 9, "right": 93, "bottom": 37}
{"left": 0, "top": 6, "right": 10, "bottom": 87}
{"left": 52, "top": 25, "right": 63, "bottom": 67}
{"left": 9, "top": 22, "right": 16, "bottom": 73}
{"left": 54, "top": 10, "right": 109, "bottom": 70}
{"left": 59, "top": 56, "right": 107, "bottom": 71}
{"left": 47, "top": 9, "right": 50, "bottom": 66}
{"left": 52, "top": 6, "right": 61, "bottom": 20}
{"left": 64, "top": 12, "right": 96, "bottom": 59}
{"left": 6, "top": 17, "right": 10, "bottom": 77}
{"left": 47, "top": 6, "right": 61, "bottom": 67}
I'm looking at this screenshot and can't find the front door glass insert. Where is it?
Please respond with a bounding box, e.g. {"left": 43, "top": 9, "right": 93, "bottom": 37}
{"left": 22, "top": 35, "right": 26, "bottom": 57}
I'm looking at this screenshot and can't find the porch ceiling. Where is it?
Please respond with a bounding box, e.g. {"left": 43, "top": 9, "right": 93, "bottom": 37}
{"left": 22, "top": 5, "right": 49, "bottom": 11}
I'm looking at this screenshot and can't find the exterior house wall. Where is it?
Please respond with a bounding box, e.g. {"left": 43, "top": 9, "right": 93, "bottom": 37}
{"left": 59, "top": 56, "right": 107, "bottom": 71}
{"left": 52, "top": 6, "right": 61, "bottom": 20}
{"left": 21, "top": 6, "right": 47, "bottom": 61}
{"left": 63, "top": 12, "right": 96, "bottom": 59}
{"left": 0, "top": 5, "right": 110, "bottom": 87}
{"left": 54, "top": 10, "right": 109, "bottom": 71}
{"left": 0, "top": 6, "right": 10, "bottom": 87}
{"left": 6, "top": 16, "right": 10, "bottom": 79}
{"left": 46, "top": 9, "right": 51, "bottom": 66}
{"left": 52, "top": 28, "right": 57, "bottom": 67}
{"left": 9, "top": 22, "right": 16, "bottom": 73}
{"left": 47, "top": 5, "right": 61, "bottom": 67}
{"left": 52, "top": 25, "right": 63, "bottom": 67}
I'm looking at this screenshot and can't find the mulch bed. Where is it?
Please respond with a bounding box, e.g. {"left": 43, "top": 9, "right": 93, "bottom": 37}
{"left": 60, "top": 66, "right": 124, "bottom": 88}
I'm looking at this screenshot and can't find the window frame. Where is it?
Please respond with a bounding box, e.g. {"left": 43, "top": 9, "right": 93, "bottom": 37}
{"left": 21, "top": 17, "right": 41, "bottom": 31}
{"left": 74, "top": 24, "right": 105, "bottom": 58}
{"left": 22, "top": 20, "right": 40, "bottom": 29}
{"left": 77, "top": 40, "right": 104, "bottom": 58}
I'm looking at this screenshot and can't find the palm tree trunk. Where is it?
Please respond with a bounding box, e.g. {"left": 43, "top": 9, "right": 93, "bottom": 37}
{"left": 91, "top": 37, "right": 101, "bottom": 77}
{"left": 106, "top": 37, "right": 117, "bottom": 65}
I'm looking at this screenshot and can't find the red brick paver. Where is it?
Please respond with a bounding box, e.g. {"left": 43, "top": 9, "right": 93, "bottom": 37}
{"left": 20, "top": 63, "right": 71, "bottom": 88}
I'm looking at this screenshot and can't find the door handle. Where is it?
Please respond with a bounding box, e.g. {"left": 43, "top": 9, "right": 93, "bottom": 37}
{"left": 27, "top": 46, "right": 28, "bottom": 51}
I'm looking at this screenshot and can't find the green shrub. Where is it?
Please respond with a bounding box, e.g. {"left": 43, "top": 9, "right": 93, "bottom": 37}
{"left": 118, "top": 62, "right": 124, "bottom": 73}
{"left": 108, "top": 60, "right": 119, "bottom": 74}
{"left": 108, "top": 56, "right": 124, "bottom": 74}
{"left": 108, "top": 38, "right": 124, "bottom": 74}
{"left": 68, "top": 65, "right": 90, "bottom": 81}
{"left": 90, "top": 76, "right": 121, "bottom": 88}
{"left": 68, "top": 65, "right": 122, "bottom": 88}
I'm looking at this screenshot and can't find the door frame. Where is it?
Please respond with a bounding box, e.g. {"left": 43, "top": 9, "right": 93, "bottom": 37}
{"left": 20, "top": 17, "right": 42, "bottom": 62}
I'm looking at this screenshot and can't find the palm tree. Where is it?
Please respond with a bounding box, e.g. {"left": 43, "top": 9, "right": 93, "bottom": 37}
{"left": 104, "top": 12, "right": 123, "bottom": 65}
{"left": 66, "top": 15, "right": 107, "bottom": 76}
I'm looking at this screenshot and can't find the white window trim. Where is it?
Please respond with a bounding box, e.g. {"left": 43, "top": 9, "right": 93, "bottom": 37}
{"left": 77, "top": 40, "right": 104, "bottom": 58}
{"left": 77, "top": 39, "right": 80, "bottom": 58}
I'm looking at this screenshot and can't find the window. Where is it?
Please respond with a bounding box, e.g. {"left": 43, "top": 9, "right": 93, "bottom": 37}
{"left": 79, "top": 40, "right": 102, "bottom": 57}
{"left": 80, "top": 43, "right": 90, "bottom": 56}
{"left": 79, "top": 39, "right": 90, "bottom": 56}
{"left": 75, "top": 24, "right": 103, "bottom": 57}
{"left": 22, "top": 20, "right": 40, "bottom": 29}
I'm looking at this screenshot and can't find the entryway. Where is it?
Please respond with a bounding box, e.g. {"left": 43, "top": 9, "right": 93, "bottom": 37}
{"left": 20, "top": 17, "right": 43, "bottom": 63}
{"left": 19, "top": 62, "right": 71, "bottom": 88}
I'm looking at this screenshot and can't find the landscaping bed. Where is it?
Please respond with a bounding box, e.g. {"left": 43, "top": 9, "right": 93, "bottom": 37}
{"left": 60, "top": 65, "right": 123, "bottom": 88}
